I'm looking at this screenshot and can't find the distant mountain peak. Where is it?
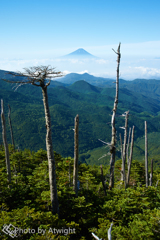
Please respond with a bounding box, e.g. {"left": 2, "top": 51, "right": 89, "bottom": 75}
{"left": 63, "top": 48, "right": 98, "bottom": 59}
{"left": 69, "top": 48, "right": 92, "bottom": 56}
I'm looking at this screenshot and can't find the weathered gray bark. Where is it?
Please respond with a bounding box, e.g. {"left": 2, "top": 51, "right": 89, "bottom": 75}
{"left": 145, "top": 121, "right": 148, "bottom": 187}
{"left": 1, "top": 99, "right": 11, "bottom": 183}
{"left": 126, "top": 126, "right": 135, "bottom": 186}
{"left": 127, "top": 127, "right": 131, "bottom": 166}
{"left": 108, "top": 223, "right": 113, "bottom": 240}
{"left": 121, "top": 111, "right": 129, "bottom": 182}
{"left": 149, "top": 159, "right": 153, "bottom": 186}
{"left": 119, "top": 133, "right": 123, "bottom": 160}
{"left": 120, "top": 133, "right": 124, "bottom": 181}
{"left": 73, "top": 114, "right": 79, "bottom": 196}
{"left": 109, "top": 43, "right": 121, "bottom": 189}
{"left": 42, "top": 86, "right": 59, "bottom": 215}
{"left": 91, "top": 233, "right": 102, "bottom": 240}
{"left": 100, "top": 165, "right": 106, "bottom": 196}
{"left": 8, "top": 104, "right": 15, "bottom": 150}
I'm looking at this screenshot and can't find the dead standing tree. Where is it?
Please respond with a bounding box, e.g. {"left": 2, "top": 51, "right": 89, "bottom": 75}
{"left": 8, "top": 104, "right": 15, "bottom": 150}
{"left": 127, "top": 127, "right": 131, "bottom": 166}
{"left": 145, "top": 121, "right": 149, "bottom": 187}
{"left": 121, "top": 111, "right": 129, "bottom": 183}
{"left": 126, "top": 125, "right": 135, "bottom": 187}
{"left": 73, "top": 114, "right": 79, "bottom": 196}
{"left": 109, "top": 43, "right": 121, "bottom": 189}
{"left": 149, "top": 159, "right": 153, "bottom": 186}
{"left": 2, "top": 66, "right": 62, "bottom": 215}
{"left": 1, "top": 99, "right": 11, "bottom": 184}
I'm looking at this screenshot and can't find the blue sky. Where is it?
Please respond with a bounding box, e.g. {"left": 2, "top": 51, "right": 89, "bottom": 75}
{"left": 1, "top": 0, "right": 160, "bottom": 79}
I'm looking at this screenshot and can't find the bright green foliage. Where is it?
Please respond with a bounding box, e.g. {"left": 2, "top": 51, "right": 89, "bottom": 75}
{"left": 0, "top": 147, "right": 160, "bottom": 239}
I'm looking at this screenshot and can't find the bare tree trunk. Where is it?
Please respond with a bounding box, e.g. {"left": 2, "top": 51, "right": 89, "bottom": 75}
{"left": 1, "top": 66, "right": 62, "bottom": 212}
{"left": 119, "top": 133, "right": 123, "bottom": 160}
{"left": 145, "top": 121, "right": 148, "bottom": 187}
{"left": 73, "top": 114, "right": 79, "bottom": 196}
{"left": 1, "top": 99, "right": 11, "bottom": 183}
{"left": 41, "top": 87, "right": 59, "bottom": 215}
{"left": 100, "top": 165, "right": 106, "bottom": 196}
{"left": 109, "top": 43, "right": 121, "bottom": 189}
{"left": 108, "top": 223, "right": 113, "bottom": 240}
{"left": 127, "top": 127, "right": 131, "bottom": 166}
{"left": 149, "top": 159, "right": 153, "bottom": 186}
{"left": 121, "top": 111, "right": 129, "bottom": 182}
{"left": 126, "top": 126, "right": 135, "bottom": 186}
{"left": 8, "top": 104, "right": 15, "bottom": 150}
{"left": 120, "top": 133, "right": 124, "bottom": 181}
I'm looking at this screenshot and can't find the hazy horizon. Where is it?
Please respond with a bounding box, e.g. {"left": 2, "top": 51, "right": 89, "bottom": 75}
{"left": 1, "top": 0, "right": 160, "bottom": 80}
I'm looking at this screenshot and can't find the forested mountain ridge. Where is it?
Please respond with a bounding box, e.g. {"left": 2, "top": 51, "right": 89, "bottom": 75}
{"left": 57, "top": 72, "right": 160, "bottom": 88}
{"left": 0, "top": 69, "right": 160, "bottom": 166}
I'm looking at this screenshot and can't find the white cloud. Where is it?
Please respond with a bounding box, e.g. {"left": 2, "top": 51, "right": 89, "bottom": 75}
{"left": 62, "top": 70, "right": 71, "bottom": 75}
{"left": 134, "top": 66, "right": 160, "bottom": 77}
{"left": 120, "top": 66, "right": 160, "bottom": 80}
{"left": 77, "top": 70, "right": 89, "bottom": 74}
{"left": 1, "top": 47, "right": 160, "bottom": 81}
{"left": 53, "top": 57, "right": 110, "bottom": 66}
{"left": 0, "top": 58, "right": 50, "bottom": 71}
{"left": 95, "top": 59, "right": 108, "bottom": 64}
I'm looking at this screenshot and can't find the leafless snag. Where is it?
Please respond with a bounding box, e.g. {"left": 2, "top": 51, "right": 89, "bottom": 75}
{"left": 145, "top": 121, "right": 148, "bottom": 187}
{"left": 126, "top": 126, "right": 135, "bottom": 187}
{"left": 121, "top": 111, "right": 129, "bottom": 184}
{"left": 109, "top": 43, "right": 121, "bottom": 189}
{"left": 149, "top": 159, "right": 153, "bottom": 186}
{"left": 3, "top": 65, "right": 62, "bottom": 88}
{"left": 2, "top": 65, "right": 63, "bottom": 215}
{"left": 73, "top": 114, "right": 79, "bottom": 196}
{"left": 1, "top": 99, "right": 11, "bottom": 184}
{"left": 127, "top": 127, "right": 131, "bottom": 166}
{"left": 8, "top": 104, "right": 15, "bottom": 150}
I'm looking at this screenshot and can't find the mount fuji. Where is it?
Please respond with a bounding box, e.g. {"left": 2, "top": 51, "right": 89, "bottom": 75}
{"left": 62, "top": 48, "right": 98, "bottom": 59}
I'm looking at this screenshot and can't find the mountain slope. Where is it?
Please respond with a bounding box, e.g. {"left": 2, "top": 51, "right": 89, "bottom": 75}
{"left": 120, "top": 79, "right": 160, "bottom": 101}
{"left": 68, "top": 80, "right": 101, "bottom": 93}
{"left": 1, "top": 69, "right": 160, "bottom": 165}
{"left": 58, "top": 72, "right": 114, "bottom": 85}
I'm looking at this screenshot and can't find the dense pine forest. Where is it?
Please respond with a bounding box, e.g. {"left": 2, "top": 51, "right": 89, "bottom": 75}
{"left": 0, "top": 49, "right": 160, "bottom": 239}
